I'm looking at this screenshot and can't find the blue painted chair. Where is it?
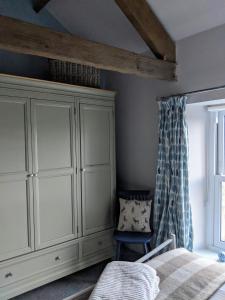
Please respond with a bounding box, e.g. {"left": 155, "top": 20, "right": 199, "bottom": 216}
{"left": 114, "top": 189, "right": 154, "bottom": 260}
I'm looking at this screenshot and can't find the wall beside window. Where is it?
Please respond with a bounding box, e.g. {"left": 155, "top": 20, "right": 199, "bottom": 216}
{"left": 106, "top": 22, "right": 225, "bottom": 250}
{"left": 186, "top": 104, "right": 208, "bottom": 250}
{"left": 106, "top": 23, "right": 225, "bottom": 191}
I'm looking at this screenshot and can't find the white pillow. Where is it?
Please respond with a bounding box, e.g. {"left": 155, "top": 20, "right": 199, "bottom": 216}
{"left": 117, "top": 198, "right": 152, "bottom": 232}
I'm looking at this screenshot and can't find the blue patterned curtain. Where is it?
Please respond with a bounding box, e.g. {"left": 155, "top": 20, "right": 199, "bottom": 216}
{"left": 153, "top": 96, "right": 193, "bottom": 250}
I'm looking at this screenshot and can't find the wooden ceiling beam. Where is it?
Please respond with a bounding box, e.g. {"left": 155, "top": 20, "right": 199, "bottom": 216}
{"left": 33, "top": 0, "right": 50, "bottom": 13}
{"left": 115, "top": 0, "right": 176, "bottom": 62}
{"left": 0, "top": 15, "right": 176, "bottom": 81}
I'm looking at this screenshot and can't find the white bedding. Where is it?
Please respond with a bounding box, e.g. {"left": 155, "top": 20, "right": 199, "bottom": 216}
{"left": 210, "top": 283, "right": 225, "bottom": 299}
{"left": 89, "top": 261, "right": 160, "bottom": 300}
{"left": 88, "top": 248, "right": 225, "bottom": 300}
{"left": 146, "top": 248, "right": 225, "bottom": 300}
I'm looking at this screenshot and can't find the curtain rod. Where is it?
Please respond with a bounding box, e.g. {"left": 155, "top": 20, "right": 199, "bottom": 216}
{"left": 157, "top": 84, "right": 225, "bottom": 101}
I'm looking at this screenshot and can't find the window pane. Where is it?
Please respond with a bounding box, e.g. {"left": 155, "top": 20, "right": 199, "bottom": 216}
{"left": 217, "top": 112, "right": 225, "bottom": 175}
{"left": 221, "top": 181, "right": 225, "bottom": 241}
{"left": 224, "top": 117, "right": 225, "bottom": 172}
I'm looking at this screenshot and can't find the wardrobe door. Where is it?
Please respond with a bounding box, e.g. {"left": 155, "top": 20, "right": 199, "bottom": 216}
{"left": 80, "top": 103, "right": 114, "bottom": 235}
{"left": 31, "top": 99, "right": 77, "bottom": 249}
{"left": 0, "top": 96, "right": 33, "bottom": 261}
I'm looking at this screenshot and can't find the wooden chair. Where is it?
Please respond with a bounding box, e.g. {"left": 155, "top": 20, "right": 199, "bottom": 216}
{"left": 114, "top": 189, "right": 154, "bottom": 260}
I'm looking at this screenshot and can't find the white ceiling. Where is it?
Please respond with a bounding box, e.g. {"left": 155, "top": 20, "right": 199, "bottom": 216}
{"left": 47, "top": 0, "right": 225, "bottom": 52}
{"left": 47, "top": 0, "right": 148, "bottom": 53}
{"left": 147, "top": 0, "right": 225, "bottom": 41}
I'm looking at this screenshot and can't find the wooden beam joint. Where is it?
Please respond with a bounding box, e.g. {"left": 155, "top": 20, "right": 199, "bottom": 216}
{"left": 115, "top": 0, "right": 176, "bottom": 62}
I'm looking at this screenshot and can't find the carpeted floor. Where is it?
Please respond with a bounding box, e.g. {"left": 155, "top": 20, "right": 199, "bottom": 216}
{"left": 12, "top": 247, "right": 141, "bottom": 300}
{"left": 11, "top": 262, "right": 107, "bottom": 300}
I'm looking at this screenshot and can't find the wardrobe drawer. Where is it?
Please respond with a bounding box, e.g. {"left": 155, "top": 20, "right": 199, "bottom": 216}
{"left": 0, "top": 243, "right": 78, "bottom": 287}
{"left": 82, "top": 232, "right": 113, "bottom": 257}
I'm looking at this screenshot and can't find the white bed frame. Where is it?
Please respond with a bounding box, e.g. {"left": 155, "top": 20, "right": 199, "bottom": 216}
{"left": 65, "top": 234, "right": 176, "bottom": 300}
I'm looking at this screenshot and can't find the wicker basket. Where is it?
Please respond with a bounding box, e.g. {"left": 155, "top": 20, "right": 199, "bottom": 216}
{"left": 49, "top": 59, "right": 101, "bottom": 88}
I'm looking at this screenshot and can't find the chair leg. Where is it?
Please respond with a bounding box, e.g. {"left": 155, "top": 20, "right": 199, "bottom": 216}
{"left": 144, "top": 243, "right": 148, "bottom": 254}
{"left": 116, "top": 241, "right": 121, "bottom": 260}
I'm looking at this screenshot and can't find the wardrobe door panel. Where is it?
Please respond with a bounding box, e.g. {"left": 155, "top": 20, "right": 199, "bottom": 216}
{"left": 0, "top": 100, "right": 26, "bottom": 174}
{"left": 32, "top": 100, "right": 77, "bottom": 249}
{"left": 80, "top": 104, "right": 114, "bottom": 235}
{"left": 0, "top": 96, "right": 33, "bottom": 261}
{"left": 83, "top": 167, "right": 112, "bottom": 234}
{"left": 35, "top": 175, "right": 74, "bottom": 248}
{"left": 0, "top": 180, "right": 29, "bottom": 260}
{"left": 83, "top": 108, "right": 110, "bottom": 166}
{"left": 34, "top": 104, "right": 72, "bottom": 171}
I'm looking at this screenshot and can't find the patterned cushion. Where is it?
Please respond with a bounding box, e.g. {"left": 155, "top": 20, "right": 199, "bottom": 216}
{"left": 117, "top": 198, "right": 152, "bottom": 232}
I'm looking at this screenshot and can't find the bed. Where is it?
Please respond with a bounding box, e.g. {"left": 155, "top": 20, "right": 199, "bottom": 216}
{"left": 67, "top": 235, "right": 225, "bottom": 300}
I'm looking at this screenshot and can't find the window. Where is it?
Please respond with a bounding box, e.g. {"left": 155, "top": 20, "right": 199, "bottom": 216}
{"left": 208, "top": 110, "right": 225, "bottom": 250}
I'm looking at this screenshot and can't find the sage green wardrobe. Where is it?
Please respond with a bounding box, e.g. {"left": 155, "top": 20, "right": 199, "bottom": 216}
{"left": 0, "top": 74, "right": 116, "bottom": 299}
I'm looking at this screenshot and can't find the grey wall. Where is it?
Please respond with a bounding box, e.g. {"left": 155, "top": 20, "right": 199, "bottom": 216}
{"left": 105, "top": 24, "right": 225, "bottom": 249}
{"left": 0, "top": 0, "right": 66, "bottom": 79}
{"left": 105, "top": 74, "right": 174, "bottom": 189}
{"left": 106, "top": 23, "right": 225, "bottom": 189}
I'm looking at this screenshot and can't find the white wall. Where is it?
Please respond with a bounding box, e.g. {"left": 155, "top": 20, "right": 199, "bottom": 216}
{"left": 106, "top": 23, "right": 225, "bottom": 249}
{"left": 186, "top": 105, "right": 207, "bottom": 249}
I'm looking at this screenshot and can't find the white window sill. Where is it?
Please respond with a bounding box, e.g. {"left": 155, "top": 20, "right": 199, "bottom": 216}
{"left": 194, "top": 249, "right": 219, "bottom": 261}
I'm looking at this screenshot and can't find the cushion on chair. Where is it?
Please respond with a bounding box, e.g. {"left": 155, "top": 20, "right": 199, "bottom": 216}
{"left": 117, "top": 198, "right": 152, "bottom": 233}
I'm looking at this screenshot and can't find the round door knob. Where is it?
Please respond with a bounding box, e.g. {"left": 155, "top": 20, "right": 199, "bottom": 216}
{"left": 55, "top": 256, "right": 61, "bottom": 261}
{"left": 5, "top": 272, "right": 13, "bottom": 278}
{"left": 80, "top": 168, "right": 86, "bottom": 172}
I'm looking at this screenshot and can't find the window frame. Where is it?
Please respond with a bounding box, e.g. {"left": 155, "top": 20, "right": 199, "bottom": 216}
{"left": 213, "top": 176, "right": 225, "bottom": 248}
{"left": 208, "top": 110, "right": 225, "bottom": 250}
{"left": 218, "top": 111, "right": 225, "bottom": 175}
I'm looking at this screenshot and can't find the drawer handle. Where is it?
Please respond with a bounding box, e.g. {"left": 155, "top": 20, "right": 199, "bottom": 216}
{"left": 5, "top": 272, "right": 13, "bottom": 278}
{"left": 55, "top": 256, "right": 61, "bottom": 261}
{"left": 98, "top": 241, "right": 103, "bottom": 246}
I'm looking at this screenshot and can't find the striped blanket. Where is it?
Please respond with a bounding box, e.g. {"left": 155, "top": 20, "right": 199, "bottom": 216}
{"left": 147, "top": 248, "right": 225, "bottom": 300}
{"left": 89, "top": 261, "right": 160, "bottom": 300}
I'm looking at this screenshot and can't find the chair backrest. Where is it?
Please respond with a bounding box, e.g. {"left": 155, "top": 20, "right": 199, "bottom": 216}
{"left": 116, "top": 189, "right": 154, "bottom": 231}
{"left": 117, "top": 190, "right": 153, "bottom": 201}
